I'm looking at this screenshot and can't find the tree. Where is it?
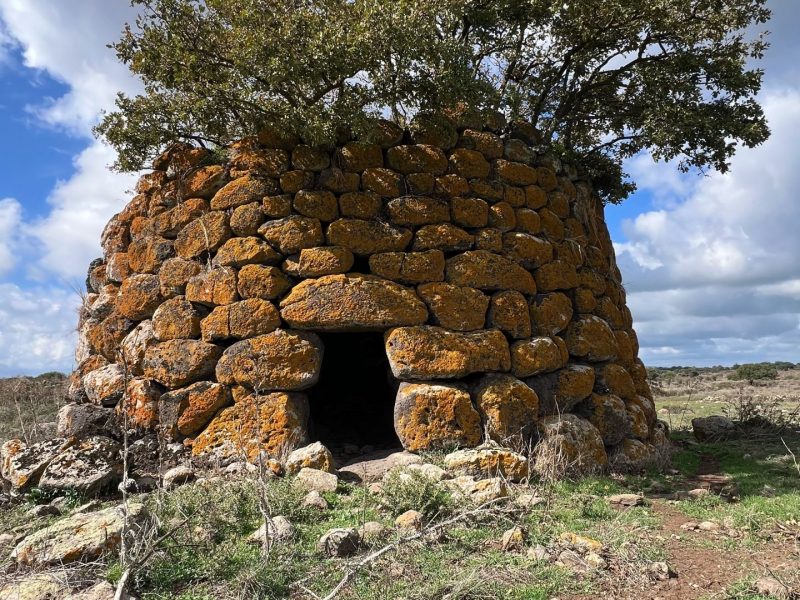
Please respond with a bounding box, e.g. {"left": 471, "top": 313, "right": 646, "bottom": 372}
{"left": 96, "top": 0, "right": 771, "bottom": 203}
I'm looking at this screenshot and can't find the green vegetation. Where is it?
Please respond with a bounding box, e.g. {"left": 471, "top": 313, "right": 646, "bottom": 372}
{"left": 0, "top": 373, "right": 67, "bottom": 443}
{"left": 730, "top": 363, "right": 780, "bottom": 381}
{"left": 96, "top": 0, "right": 771, "bottom": 203}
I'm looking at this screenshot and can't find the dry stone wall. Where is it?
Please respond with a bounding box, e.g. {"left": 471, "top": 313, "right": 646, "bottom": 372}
{"left": 68, "top": 116, "right": 668, "bottom": 474}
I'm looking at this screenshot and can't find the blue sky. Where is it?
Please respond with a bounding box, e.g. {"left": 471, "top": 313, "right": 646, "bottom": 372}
{"left": 0, "top": 0, "right": 798, "bottom": 376}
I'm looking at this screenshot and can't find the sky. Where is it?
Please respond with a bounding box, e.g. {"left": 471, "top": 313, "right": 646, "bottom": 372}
{"left": 0, "top": 1, "right": 798, "bottom": 376}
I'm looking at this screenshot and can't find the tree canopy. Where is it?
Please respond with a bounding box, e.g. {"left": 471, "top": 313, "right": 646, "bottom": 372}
{"left": 96, "top": 0, "right": 771, "bottom": 202}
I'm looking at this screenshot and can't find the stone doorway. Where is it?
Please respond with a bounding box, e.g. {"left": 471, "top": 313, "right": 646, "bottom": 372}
{"left": 307, "top": 332, "right": 401, "bottom": 454}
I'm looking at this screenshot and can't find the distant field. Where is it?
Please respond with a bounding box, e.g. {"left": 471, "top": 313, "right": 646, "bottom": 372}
{"left": 0, "top": 373, "right": 67, "bottom": 443}
{"left": 650, "top": 363, "right": 800, "bottom": 432}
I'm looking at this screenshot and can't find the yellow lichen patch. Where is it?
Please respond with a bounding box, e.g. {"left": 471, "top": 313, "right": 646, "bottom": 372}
{"left": 280, "top": 274, "right": 428, "bottom": 331}
{"left": 191, "top": 392, "right": 309, "bottom": 461}
{"left": 394, "top": 382, "right": 481, "bottom": 451}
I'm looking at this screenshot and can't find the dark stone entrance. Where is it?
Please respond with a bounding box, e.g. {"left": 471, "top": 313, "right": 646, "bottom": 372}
{"left": 308, "top": 332, "right": 401, "bottom": 453}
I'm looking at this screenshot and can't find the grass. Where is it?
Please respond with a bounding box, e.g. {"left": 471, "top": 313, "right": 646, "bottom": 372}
{"left": 0, "top": 373, "right": 67, "bottom": 443}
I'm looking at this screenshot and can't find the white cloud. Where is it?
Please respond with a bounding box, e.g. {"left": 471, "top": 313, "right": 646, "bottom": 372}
{"left": 25, "top": 143, "right": 137, "bottom": 281}
{"left": 0, "top": 0, "right": 139, "bottom": 132}
{"left": 0, "top": 0, "right": 140, "bottom": 374}
{"left": 617, "top": 88, "right": 800, "bottom": 365}
{"left": 0, "top": 0, "right": 140, "bottom": 282}
{"left": 0, "top": 198, "right": 22, "bottom": 274}
{"left": 0, "top": 283, "right": 80, "bottom": 376}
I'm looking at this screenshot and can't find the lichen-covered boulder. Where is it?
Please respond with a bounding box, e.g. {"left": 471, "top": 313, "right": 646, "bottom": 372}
{"left": 12, "top": 503, "right": 147, "bottom": 567}
{"left": 510, "top": 337, "right": 568, "bottom": 378}
{"left": 1, "top": 438, "right": 73, "bottom": 491}
{"left": 527, "top": 364, "right": 595, "bottom": 415}
{"left": 38, "top": 436, "right": 122, "bottom": 496}
{"left": 201, "top": 298, "right": 280, "bottom": 341}
{"left": 472, "top": 374, "right": 539, "bottom": 443}
{"left": 394, "top": 382, "right": 481, "bottom": 451}
{"left": 385, "top": 326, "right": 510, "bottom": 379}
{"left": 215, "top": 330, "right": 322, "bottom": 390}
{"left": 416, "top": 283, "right": 489, "bottom": 331}
{"left": 160, "top": 381, "right": 232, "bottom": 436}
{"left": 574, "top": 393, "right": 631, "bottom": 446}
{"left": 83, "top": 364, "right": 125, "bottom": 406}
{"left": 533, "top": 414, "right": 607, "bottom": 476}
{"left": 192, "top": 392, "right": 309, "bottom": 460}
{"left": 285, "top": 442, "right": 335, "bottom": 474}
{"left": 280, "top": 274, "right": 428, "bottom": 330}
{"left": 444, "top": 446, "right": 529, "bottom": 482}
{"left": 143, "top": 339, "right": 223, "bottom": 388}
{"left": 445, "top": 250, "right": 536, "bottom": 294}
{"left": 608, "top": 438, "right": 654, "bottom": 473}
{"left": 564, "top": 316, "right": 618, "bottom": 362}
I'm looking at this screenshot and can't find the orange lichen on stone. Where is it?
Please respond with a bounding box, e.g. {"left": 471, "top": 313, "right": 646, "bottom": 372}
{"left": 191, "top": 392, "right": 309, "bottom": 461}
{"left": 445, "top": 250, "right": 536, "bottom": 294}
{"left": 473, "top": 374, "right": 539, "bottom": 443}
{"left": 201, "top": 298, "right": 280, "bottom": 341}
{"left": 488, "top": 290, "right": 531, "bottom": 339}
{"left": 394, "top": 382, "right": 481, "bottom": 451}
{"left": 215, "top": 329, "right": 322, "bottom": 391}
{"left": 280, "top": 274, "right": 428, "bottom": 330}
{"left": 385, "top": 325, "right": 510, "bottom": 379}
{"left": 417, "top": 282, "right": 489, "bottom": 331}
{"left": 368, "top": 251, "right": 445, "bottom": 284}
{"left": 282, "top": 246, "right": 354, "bottom": 278}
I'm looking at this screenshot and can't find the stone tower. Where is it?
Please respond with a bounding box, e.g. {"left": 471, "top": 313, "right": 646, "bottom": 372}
{"left": 68, "top": 116, "right": 667, "bottom": 475}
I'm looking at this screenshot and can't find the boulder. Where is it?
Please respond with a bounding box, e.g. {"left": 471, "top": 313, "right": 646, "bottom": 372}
{"left": 143, "top": 339, "right": 222, "bottom": 388}
{"left": 526, "top": 364, "right": 595, "bottom": 415}
{"left": 161, "top": 381, "right": 233, "bottom": 436}
{"left": 533, "top": 414, "right": 607, "bottom": 476}
{"left": 574, "top": 393, "right": 631, "bottom": 446}
{"left": 237, "top": 264, "right": 292, "bottom": 300}
{"left": 282, "top": 246, "right": 354, "bottom": 277}
{"left": 0, "top": 573, "right": 70, "bottom": 600}
{"left": 38, "top": 436, "right": 122, "bottom": 496}
{"left": 12, "top": 502, "right": 147, "bottom": 566}
{"left": 192, "top": 392, "right": 309, "bottom": 460}
{"left": 416, "top": 282, "right": 489, "bottom": 331}
{"left": 258, "top": 215, "right": 325, "bottom": 254}
{"left": 395, "top": 509, "right": 423, "bottom": 531}
{"left": 296, "top": 467, "right": 338, "bottom": 493}
{"left": 473, "top": 374, "right": 539, "bottom": 443}
{"left": 326, "top": 218, "right": 412, "bottom": 255}
{"left": 57, "top": 404, "right": 116, "bottom": 439}
{"left": 444, "top": 445, "right": 529, "bottom": 482}
{"left": 118, "top": 378, "right": 163, "bottom": 429}
{"left": 212, "top": 236, "right": 281, "bottom": 268}
{"left": 394, "top": 382, "right": 481, "bottom": 451}
{"left": 445, "top": 250, "right": 536, "bottom": 294}
{"left": 281, "top": 274, "right": 428, "bottom": 331}
{"left": 691, "top": 415, "right": 735, "bottom": 442}
{"left": 386, "top": 145, "right": 447, "bottom": 174}
{"left": 368, "top": 250, "right": 445, "bottom": 284}
{"left": 413, "top": 223, "right": 474, "bottom": 252}
{"left": 174, "top": 211, "right": 231, "bottom": 257}
{"left": 151, "top": 296, "right": 203, "bottom": 341}
{"left": 385, "top": 326, "right": 510, "bottom": 379}
{"left": 446, "top": 475, "right": 507, "bottom": 504}
{"left": 247, "top": 515, "right": 295, "bottom": 547}
{"left": 510, "top": 337, "right": 568, "bottom": 378}
{"left": 317, "top": 527, "right": 360, "bottom": 557}
{"left": 83, "top": 364, "right": 126, "bottom": 407}
{"left": 211, "top": 175, "right": 277, "bottom": 210}
{"left": 386, "top": 196, "right": 450, "bottom": 226}
{"left": 1, "top": 438, "right": 73, "bottom": 491}
{"left": 285, "top": 441, "right": 335, "bottom": 474}
{"left": 185, "top": 267, "right": 239, "bottom": 306}
{"left": 162, "top": 464, "right": 195, "bottom": 488}
{"left": 116, "top": 274, "right": 162, "bottom": 320}
{"left": 564, "top": 316, "right": 618, "bottom": 362}
{"left": 487, "top": 290, "right": 531, "bottom": 339}
{"left": 120, "top": 320, "right": 157, "bottom": 374}
{"left": 216, "top": 330, "right": 322, "bottom": 390}
{"left": 201, "top": 298, "right": 280, "bottom": 341}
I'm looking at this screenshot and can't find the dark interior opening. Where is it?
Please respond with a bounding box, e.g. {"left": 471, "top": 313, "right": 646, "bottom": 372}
{"left": 308, "top": 332, "right": 402, "bottom": 454}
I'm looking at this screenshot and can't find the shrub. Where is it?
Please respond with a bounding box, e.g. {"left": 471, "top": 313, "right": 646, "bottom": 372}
{"left": 380, "top": 468, "right": 454, "bottom": 520}
{"left": 729, "top": 363, "right": 778, "bottom": 382}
